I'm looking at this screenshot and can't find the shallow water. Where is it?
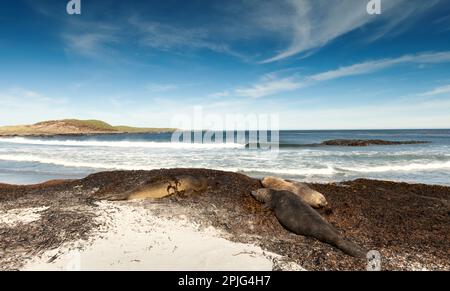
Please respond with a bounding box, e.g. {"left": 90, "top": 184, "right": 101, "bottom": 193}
{"left": 0, "top": 129, "right": 449, "bottom": 185}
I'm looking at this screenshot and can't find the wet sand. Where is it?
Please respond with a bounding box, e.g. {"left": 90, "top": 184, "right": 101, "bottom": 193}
{"left": 1, "top": 169, "right": 449, "bottom": 271}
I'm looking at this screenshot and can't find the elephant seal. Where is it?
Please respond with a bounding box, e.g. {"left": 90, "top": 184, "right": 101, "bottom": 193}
{"left": 127, "top": 176, "right": 208, "bottom": 200}
{"left": 251, "top": 188, "right": 365, "bottom": 258}
{"left": 261, "top": 176, "right": 328, "bottom": 208}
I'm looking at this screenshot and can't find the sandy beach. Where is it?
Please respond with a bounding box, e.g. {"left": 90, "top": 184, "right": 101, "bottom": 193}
{"left": 1, "top": 169, "right": 449, "bottom": 271}
{"left": 3, "top": 0, "right": 450, "bottom": 276}
{"left": 20, "top": 201, "right": 303, "bottom": 271}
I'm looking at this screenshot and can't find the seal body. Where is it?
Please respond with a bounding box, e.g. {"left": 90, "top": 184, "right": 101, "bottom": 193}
{"left": 127, "top": 176, "right": 208, "bottom": 200}
{"left": 261, "top": 176, "right": 328, "bottom": 208}
{"left": 252, "top": 189, "right": 365, "bottom": 258}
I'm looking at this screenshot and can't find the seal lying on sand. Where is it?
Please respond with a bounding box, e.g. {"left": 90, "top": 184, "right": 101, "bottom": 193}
{"left": 127, "top": 176, "right": 208, "bottom": 200}
{"left": 261, "top": 177, "right": 328, "bottom": 208}
{"left": 251, "top": 188, "right": 365, "bottom": 257}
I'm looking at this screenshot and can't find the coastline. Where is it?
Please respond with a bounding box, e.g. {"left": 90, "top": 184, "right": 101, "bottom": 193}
{"left": 0, "top": 131, "right": 175, "bottom": 138}
{"left": 0, "top": 119, "right": 177, "bottom": 138}
{"left": 1, "top": 169, "right": 449, "bottom": 271}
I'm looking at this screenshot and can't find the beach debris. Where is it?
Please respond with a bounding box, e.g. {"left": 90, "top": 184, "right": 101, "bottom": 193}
{"left": 0, "top": 206, "right": 49, "bottom": 226}
{"left": 1, "top": 169, "right": 448, "bottom": 270}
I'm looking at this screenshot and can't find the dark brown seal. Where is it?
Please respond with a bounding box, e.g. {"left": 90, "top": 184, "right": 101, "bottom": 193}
{"left": 251, "top": 188, "right": 366, "bottom": 258}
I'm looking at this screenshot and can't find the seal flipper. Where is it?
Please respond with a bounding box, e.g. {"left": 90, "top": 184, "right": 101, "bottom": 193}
{"left": 305, "top": 219, "right": 366, "bottom": 258}
{"left": 262, "top": 200, "right": 274, "bottom": 210}
{"left": 333, "top": 237, "right": 366, "bottom": 258}
{"left": 307, "top": 226, "right": 366, "bottom": 258}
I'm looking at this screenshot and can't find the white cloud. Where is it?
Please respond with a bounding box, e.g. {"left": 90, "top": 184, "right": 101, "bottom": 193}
{"left": 62, "top": 20, "right": 120, "bottom": 59}
{"left": 235, "top": 76, "right": 305, "bottom": 98}
{"left": 420, "top": 84, "right": 450, "bottom": 96}
{"left": 38, "top": 0, "right": 445, "bottom": 63}
{"left": 0, "top": 88, "right": 67, "bottom": 105}
{"left": 61, "top": 16, "right": 247, "bottom": 61}
{"left": 261, "top": 0, "right": 441, "bottom": 63}
{"left": 0, "top": 88, "right": 70, "bottom": 125}
{"left": 63, "top": 32, "right": 118, "bottom": 58}
{"left": 129, "top": 17, "right": 242, "bottom": 57}
{"left": 226, "top": 51, "right": 450, "bottom": 98}
{"left": 146, "top": 83, "right": 178, "bottom": 92}
{"left": 309, "top": 51, "right": 450, "bottom": 82}
{"left": 280, "top": 98, "right": 450, "bottom": 129}
{"left": 207, "top": 90, "right": 231, "bottom": 98}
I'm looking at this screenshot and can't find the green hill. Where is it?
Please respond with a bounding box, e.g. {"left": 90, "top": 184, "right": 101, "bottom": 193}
{"left": 0, "top": 119, "right": 176, "bottom": 136}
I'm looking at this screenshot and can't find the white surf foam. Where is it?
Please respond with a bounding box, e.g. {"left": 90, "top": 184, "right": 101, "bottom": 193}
{"left": 0, "top": 154, "right": 140, "bottom": 170}
{"left": 234, "top": 166, "right": 337, "bottom": 176}
{"left": 0, "top": 137, "right": 244, "bottom": 149}
{"left": 0, "top": 154, "right": 337, "bottom": 176}
{"left": 1, "top": 153, "right": 449, "bottom": 177}
{"left": 343, "top": 161, "right": 450, "bottom": 173}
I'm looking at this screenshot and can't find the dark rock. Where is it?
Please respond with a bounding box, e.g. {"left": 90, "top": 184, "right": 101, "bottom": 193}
{"left": 320, "top": 139, "right": 429, "bottom": 147}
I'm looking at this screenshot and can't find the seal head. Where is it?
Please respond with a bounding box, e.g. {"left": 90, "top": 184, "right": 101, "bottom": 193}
{"left": 251, "top": 188, "right": 273, "bottom": 203}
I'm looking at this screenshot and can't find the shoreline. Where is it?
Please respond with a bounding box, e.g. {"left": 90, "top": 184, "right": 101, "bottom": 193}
{"left": 0, "top": 131, "right": 175, "bottom": 138}
{"left": 1, "top": 169, "right": 449, "bottom": 271}
{"left": 0, "top": 119, "right": 177, "bottom": 137}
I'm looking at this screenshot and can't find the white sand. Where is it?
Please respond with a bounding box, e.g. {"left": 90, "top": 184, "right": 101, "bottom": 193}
{"left": 22, "top": 201, "right": 304, "bottom": 271}
{"left": 0, "top": 206, "right": 49, "bottom": 226}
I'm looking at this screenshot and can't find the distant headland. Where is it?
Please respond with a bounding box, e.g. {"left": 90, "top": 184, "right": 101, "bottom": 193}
{"left": 0, "top": 119, "right": 176, "bottom": 137}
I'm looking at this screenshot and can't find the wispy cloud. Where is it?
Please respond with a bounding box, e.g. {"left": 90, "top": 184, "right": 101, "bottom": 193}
{"left": 62, "top": 20, "right": 120, "bottom": 59}
{"left": 145, "top": 83, "right": 179, "bottom": 93}
{"left": 0, "top": 87, "right": 67, "bottom": 105}
{"left": 433, "top": 14, "right": 450, "bottom": 32}
{"left": 61, "top": 15, "right": 247, "bottom": 61}
{"left": 309, "top": 51, "right": 450, "bottom": 82}
{"left": 207, "top": 90, "right": 231, "bottom": 98}
{"left": 420, "top": 84, "right": 450, "bottom": 96}
{"left": 219, "top": 51, "right": 450, "bottom": 98}
{"left": 364, "top": 0, "right": 441, "bottom": 43}
{"left": 129, "top": 17, "right": 231, "bottom": 55}
{"left": 234, "top": 75, "right": 305, "bottom": 98}
{"left": 30, "top": 0, "right": 446, "bottom": 64}
{"left": 63, "top": 32, "right": 118, "bottom": 58}
{"left": 261, "top": 0, "right": 441, "bottom": 63}
{"left": 0, "top": 88, "right": 70, "bottom": 125}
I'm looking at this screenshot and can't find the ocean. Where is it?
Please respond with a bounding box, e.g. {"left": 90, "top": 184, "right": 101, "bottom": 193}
{"left": 0, "top": 129, "right": 449, "bottom": 185}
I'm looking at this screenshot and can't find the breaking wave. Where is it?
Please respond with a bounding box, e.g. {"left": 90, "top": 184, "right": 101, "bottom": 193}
{"left": 0, "top": 154, "right": 337, "bottom": 176}
{"left": 343, "top": 161, "right": 450, "bottom": 173}
{"left": 0, "top": 137, "right": 244, "bottom": 149}
{"left": 2, "top": 153, "right": 449, "bottom": 177}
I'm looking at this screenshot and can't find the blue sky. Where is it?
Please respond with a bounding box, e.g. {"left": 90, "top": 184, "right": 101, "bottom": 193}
{"left": 1, "top": 0, "right": 450, "bottom": 129}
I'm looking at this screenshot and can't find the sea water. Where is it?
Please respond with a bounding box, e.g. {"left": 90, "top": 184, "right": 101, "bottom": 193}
{"left": 0, "top": 129, "right": 449, "bottom": 185}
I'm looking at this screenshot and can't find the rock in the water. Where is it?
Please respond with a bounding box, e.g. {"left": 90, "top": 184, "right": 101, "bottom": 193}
{"left": 320, "top": 139, "right": 428, "bottom": 147}
{"left": 261, "top": 176, "right": 328, "bottom": 208}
